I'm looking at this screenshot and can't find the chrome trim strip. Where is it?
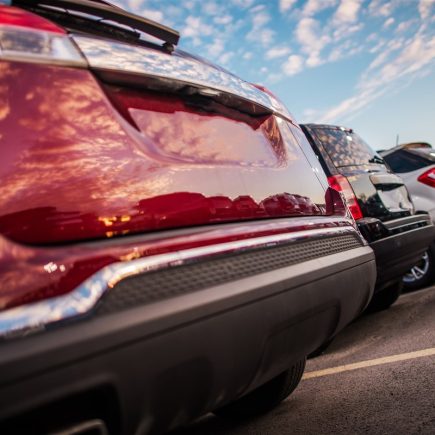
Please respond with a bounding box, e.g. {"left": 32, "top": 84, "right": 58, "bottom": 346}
{"left": 0, "top": 227, "right": 359, "bottom": 339}
{"left": 72, "top": 35, "right": 294, "bottom": 120}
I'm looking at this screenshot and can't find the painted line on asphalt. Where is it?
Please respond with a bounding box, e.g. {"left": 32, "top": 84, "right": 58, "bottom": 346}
{"left": 303, "top": 347, "right": 435, "bottom": 380}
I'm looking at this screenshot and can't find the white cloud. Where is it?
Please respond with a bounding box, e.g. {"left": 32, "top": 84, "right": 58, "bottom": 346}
{"left": 328, "top": 47, "right": 343, "bottom": 62}
{"left": 202, "top": 2, "right": 220, "bottom": 16}
{"left": 207, "top": 39, "right": 225, "bottom": 58}
{"left": 302, "top": 0, "right": 337, "bottom": 17}
{"left": 218, "top": 51, "right": 234, "bottom": 65}
{"left": 418, "top": 0, "right": 435, "bottom": 20}
{"left": 279, "top": 0, "right": 297, "bottom": 13}
{"left": 242, "top": 51, "right": 253, "bottom": 60}
{"left": 214, "top": 15, "right": 233, "bottom": 25}
{"left": 265, "top": 46, "right": 291, "bottom": 59}
{"left": 332, "top": 22, "right": 363, "bottom": 41}
{"left": 383, "top": 17, "right": 395, "bottom": 28}
{"left": 296, "top": 17, "right": 330, "bottom": 53}
{"left": 141, "top": 8, "right": 164, "bottom": 23}
{"left": 122, "top": 0, "right": 146, "bottom": 12}
{"left": 369, "top": 38, "right": 386, "bottom": 54}
{"left": 182, "top": 15, "right": 213, "bottom": 44}
{"left": 254, "top": 28, "right": 275, "bottom": 45}
{"left": 368, "top": 0, "right": 393, "bottom": 17}
{"left": 247, "top": 7, "right": 275, "bottom": 46}
{"left": 252, "top": 10, "right": 271, "bottom": 28}
{"left": 333, "top": 0, "right": 362, "bottom": 24}
{"left": 306, "top": 52, "right": 323, "bottom": 67}
{"left": 396, "top": 19, "right": 416, "bottom": 33}
{"left": 283, "top": 54, "right": 304, "bottom": 76}
{"left": 318, "top": 28, "right": 435, "bottom": 123}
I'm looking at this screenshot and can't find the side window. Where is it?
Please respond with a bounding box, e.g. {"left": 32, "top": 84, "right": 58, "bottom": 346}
{"left": 383, "top": 151, "right": 430, "bottom": 173}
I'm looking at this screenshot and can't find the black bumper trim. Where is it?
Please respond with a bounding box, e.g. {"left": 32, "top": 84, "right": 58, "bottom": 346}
{"left": 0, "top": 246, "right": 375, "bottom": 434}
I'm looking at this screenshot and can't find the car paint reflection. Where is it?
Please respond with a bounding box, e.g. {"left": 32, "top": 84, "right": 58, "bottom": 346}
{"left": 0, "top": 61, "right": 328, "bottom": 245}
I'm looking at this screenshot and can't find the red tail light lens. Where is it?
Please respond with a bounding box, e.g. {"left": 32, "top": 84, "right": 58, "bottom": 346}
{"left": 0, "top": 5, "right": 86, "bottom": 66}
{"left": 327, "top": 175, "right": 363, "bottom": 221}
{"left": 417, "top": 168, "right": 435, "bottom": 188}
{"left": 0, "top": 5, "right": 65, "bottom": 33}
{"left": 325, "top": 187, "right": 347, "bottom": 216}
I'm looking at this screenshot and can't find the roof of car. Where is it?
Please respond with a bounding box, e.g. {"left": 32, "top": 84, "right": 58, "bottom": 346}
{"left": 380, "top": 142, "right": 433, "bottom": 156}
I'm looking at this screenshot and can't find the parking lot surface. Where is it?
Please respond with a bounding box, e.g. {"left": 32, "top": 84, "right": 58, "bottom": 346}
{"left": 174, "top": 286, "right": 435, "bottom": 435}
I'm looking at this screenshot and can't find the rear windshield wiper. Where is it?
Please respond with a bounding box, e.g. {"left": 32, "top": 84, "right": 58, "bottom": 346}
{"left": 14, "top": 0, "right": 180, "bottom": 48}
{"left": 368, "top": 155, "right": 385, "bottom": 164}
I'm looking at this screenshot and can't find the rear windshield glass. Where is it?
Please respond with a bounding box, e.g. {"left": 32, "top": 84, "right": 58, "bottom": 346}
{"left": 383, "top": 149, "right": 435, "bottom": 173}
{"left": 313, "top": 128, "right": 381, "bottom": 167}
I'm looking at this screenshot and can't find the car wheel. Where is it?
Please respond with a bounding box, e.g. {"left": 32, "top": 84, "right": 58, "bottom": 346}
{"left": 214, "top": 358, "right": 306, "bottom": 419}
{"left": 403, "top": 245, "right": 435, "bottom": 291}
{"left": 366, "top": 281, "right": 402, "bottom": 312}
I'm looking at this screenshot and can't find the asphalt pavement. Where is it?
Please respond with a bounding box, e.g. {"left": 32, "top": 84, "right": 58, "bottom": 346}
{"left": 174, "top": 285, "right": 435, "bottom": 435}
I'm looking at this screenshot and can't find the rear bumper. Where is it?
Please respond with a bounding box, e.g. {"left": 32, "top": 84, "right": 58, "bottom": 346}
{"left": 361, "top": 215, "right": 435, "bottom": 290}
{"left": 0, "top": 241, "right": 375, "bottom": 434}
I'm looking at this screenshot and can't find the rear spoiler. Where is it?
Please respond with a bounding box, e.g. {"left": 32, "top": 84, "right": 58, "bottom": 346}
{"left": 14, "top": 0, "right": 180, "bottom": 47}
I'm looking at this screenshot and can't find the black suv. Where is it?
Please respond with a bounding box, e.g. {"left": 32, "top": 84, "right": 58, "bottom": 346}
{"left": 301, "top": 124, "right": 434, "bottom": 311}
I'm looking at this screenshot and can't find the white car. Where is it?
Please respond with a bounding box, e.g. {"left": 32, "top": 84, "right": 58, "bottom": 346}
{"left": 381, "top": 143, "right": 435, "bottom": 289}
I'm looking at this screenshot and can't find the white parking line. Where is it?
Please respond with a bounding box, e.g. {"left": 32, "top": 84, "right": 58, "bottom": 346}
{"left": 303, "top": 347, "right": 435, "bottom": 380}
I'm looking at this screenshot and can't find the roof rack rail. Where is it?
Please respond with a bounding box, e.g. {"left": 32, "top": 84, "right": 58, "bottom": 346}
{"left": 14, "top": 0, "right": 180, "bottom": 47}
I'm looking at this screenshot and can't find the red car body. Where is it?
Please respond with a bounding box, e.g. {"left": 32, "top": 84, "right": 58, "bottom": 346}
{"left": 0, "top": 2, "right": 376, "bottom": 434}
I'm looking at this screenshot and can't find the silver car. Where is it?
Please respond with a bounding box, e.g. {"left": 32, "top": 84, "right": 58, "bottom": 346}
{"left": 381, "top": 143, "right": 435, "bottom": 289}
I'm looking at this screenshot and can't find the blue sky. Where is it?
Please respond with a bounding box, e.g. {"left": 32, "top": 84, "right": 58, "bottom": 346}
{"left": 113, "top": 0, "right": 435, "bottom": 150}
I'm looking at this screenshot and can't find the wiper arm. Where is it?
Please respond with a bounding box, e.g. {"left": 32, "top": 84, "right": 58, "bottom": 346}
{"left": 368, "top": 155, "right": 385, "bottom": 164}
{"left": 15, "top": 0, "right": 180, "bottom": 48}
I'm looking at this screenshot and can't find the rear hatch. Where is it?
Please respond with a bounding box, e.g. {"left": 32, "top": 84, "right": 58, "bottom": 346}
{"left": 305, "top": 125, "right": 414, "bottom": 221}
{"left": 0, "top": 2, "right": 332, "bottom": 245}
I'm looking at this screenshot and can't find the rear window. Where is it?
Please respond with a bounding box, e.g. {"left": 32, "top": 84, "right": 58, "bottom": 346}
{"left": 383, "top": 150, "right": 434, "bottom": 173}
{"left": 312, "top": 127, "right": 381, "bottom": 167}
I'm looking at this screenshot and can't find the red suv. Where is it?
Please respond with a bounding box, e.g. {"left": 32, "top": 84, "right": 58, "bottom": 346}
{"left": 0, "top": 2, "right": 376, "bottom": 434}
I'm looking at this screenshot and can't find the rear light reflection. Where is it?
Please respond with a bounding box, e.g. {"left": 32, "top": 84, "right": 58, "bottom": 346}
{"left": 417, "top": 168, "right": 435, "bottom": 188}
{"left": 327, "top": 175, "right": 363, "bottom": 221}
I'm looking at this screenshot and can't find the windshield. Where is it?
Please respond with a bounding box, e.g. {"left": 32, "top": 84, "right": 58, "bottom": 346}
{"left": 313, "top": 127, "right": 383, "bottom": 168}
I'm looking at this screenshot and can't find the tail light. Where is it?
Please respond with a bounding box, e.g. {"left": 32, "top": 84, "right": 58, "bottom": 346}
{"left": 327, "top": 175, "right": 363, "bottom": 221}
{"left": 417, "top": 168, "right": 435, "bottom": 188}
{"left": 325, "top": 187, "right": 347, "bottom": 216}
{"left": 0, "top": 5, "right": 86, "bottom": 66}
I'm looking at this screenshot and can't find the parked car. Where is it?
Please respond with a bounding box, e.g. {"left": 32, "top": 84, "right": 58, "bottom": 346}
{"left": 301, "top": 124, "right": 434, "bottom": 311}
{"left": 0, "top": 2, "right": 377, "bottom": 434}
{"left": 380, "top": 143, "right": 435, "bottom": 289}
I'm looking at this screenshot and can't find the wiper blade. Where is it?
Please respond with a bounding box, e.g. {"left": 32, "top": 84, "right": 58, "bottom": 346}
{"left": 15, "top": 0, "right": 180, "bottom": 47}
{"left": 368, "top": 155, "right": 385, "bottom": 164}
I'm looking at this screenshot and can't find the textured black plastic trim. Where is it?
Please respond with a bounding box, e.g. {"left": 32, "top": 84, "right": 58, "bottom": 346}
{"left": 97, "top": 233, "right": 362, "bottom": 315}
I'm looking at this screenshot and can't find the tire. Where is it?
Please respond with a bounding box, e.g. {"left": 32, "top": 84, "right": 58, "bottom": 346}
{"left": 403, "top": 244, "right": 435, "bottom": 291}
{"left": 366, "top": 281, "right": 402, "bottom": 313}
{"left": 214, "top": 358, "right": 306, "bottom": 419}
